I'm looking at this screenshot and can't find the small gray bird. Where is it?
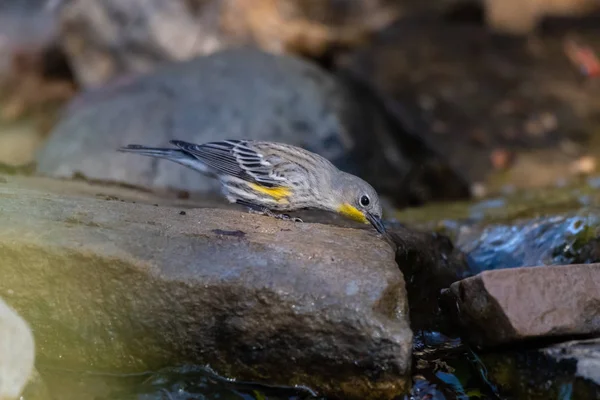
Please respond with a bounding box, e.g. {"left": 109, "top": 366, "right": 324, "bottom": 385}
{"left": 118, "top": 139, "right": 386, "bottom": 234}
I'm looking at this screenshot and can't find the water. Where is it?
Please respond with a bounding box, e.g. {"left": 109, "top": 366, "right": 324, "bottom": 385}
{"left": 36, "top": 365, "right": 322, "bottom": 400}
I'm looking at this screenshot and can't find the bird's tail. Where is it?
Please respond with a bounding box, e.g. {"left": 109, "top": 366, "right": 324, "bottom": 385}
{"left": 118, "top": 144, "right": 188, "bottom": 160}
{"left": 118, "top": 144, "right": 214, "bottom": 175}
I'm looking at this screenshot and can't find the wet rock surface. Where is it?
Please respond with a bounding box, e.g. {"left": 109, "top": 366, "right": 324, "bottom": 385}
{"left": 456, "top": 210, "right": 600, "bottom": 273}
{"left": 384, "top": 182, "right": 600, "bottom": 398}
{"left": 544, "top": 338, "right": 600, "bottom": 387}
{"left": 35, "top": 48, "right": 469, "bottom": 206}
{"left": 395, "top": 181, "right": 600, "bottom": 270}
{"left": 389, "top": 226, "right": 470, "bottom": 332}
{"left": 0, "top": 176, "right": 411, "bottom": 400}
{"left": 0, "top": 297, "right": 35, "bottom": 400}
{"left": 481, "top": 338, "right": 600, "bottom": 399}
{"left": 444, "top": 263, "right": 600, "bottom": 347}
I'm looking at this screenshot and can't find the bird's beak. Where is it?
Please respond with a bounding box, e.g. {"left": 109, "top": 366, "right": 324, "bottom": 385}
{"left": 366, "top": 212, "right": 386, "bottom": 234}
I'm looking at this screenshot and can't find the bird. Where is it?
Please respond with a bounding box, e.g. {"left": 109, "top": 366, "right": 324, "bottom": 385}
{"left": 118, "top": 139, "right": 386, "bottom": 234}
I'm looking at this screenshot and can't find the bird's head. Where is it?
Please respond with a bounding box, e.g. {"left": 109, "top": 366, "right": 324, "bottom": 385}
{"left": 331, "top": 172, "right": 385, "bottom": 234}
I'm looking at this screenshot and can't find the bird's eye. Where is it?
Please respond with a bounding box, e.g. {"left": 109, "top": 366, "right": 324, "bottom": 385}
{"left": 359, "top": 195, "right": 370, "bottom": 207}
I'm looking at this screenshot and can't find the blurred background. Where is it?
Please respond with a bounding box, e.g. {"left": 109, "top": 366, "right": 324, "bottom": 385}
{"left": 3, "top": 0, "right": 600, "bottom": 210}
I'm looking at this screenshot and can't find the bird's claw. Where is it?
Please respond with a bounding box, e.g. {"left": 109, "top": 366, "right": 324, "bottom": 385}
{"left": 273, "top": 213, "right": 303, "bottom": 223}
{"left": 247, "top": 208, "right": 302, "bottom": 223}
{"left": 280, "top": 214, "right": 303, "bottom": 223}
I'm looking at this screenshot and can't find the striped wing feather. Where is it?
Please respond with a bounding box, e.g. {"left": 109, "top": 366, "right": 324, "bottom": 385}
{"left": 170, "top": 140, "right": 283, "bottom": 187}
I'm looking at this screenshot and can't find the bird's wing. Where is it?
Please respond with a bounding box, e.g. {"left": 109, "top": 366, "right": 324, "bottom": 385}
{"left": 170, "top": 139, "right": 285, "bottom": 186}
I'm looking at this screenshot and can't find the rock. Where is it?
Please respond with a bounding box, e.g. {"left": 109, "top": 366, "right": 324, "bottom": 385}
{"left": 444, "top": 263, "right": 600, "bottom": 347}
{"left": 35, "top": 48, "right": 470, "bottom": 206}
{"left": 57, "top": 0, "right": 401, "bottom": 87}
{"left": 0, "top": 297, "right": 35, "bottom": 400}
{"left": 0, "top": 178, "right": 412, "bottom": 400}
{"left": 479, "top": 338, "right": 600, "bottom": 399}
{"left": 455, "top": 211, "right": 600, "bottom": 273}
{"left": 388, "top": 226, "right": 470, "bottom": 332}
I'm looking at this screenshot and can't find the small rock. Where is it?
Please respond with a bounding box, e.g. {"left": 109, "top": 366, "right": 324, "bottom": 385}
{"left": 445, "top": 263, "right": 600, "bottom": 347}
{"left": 0, "top": 297, "right": 35, "bottom": 400}
{"left": 0, "top": 180, "right": 412, "bottom": 400}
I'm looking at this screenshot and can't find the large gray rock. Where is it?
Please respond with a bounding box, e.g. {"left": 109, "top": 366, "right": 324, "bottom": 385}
{"left": 0, "top": 298, "right": 35, "bottom": 400}
{"left": 35, "top": 48, "right": 469, "bottom": 206}
{"left": 0, "top": 176, "right": 412, "bottom": 400}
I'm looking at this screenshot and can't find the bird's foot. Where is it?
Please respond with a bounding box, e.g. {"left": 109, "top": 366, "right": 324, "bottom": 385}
{"left": 236, "top": 200, "right": 303, "bottom": 223}
{"left": 278, "top": 214, "right": 303, "bottom": 223}
{"left": 247, "top": 208, "right": 303, "bottom": 223}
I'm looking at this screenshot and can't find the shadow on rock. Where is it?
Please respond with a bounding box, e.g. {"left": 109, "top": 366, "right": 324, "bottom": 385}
{"left": 387, "top": 225, "right": 471, "bottom": 334}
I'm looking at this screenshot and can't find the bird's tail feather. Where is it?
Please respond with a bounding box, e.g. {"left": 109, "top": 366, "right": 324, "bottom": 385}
{"left": 118, "top": 144, "right": 214, "bottom": 175}
{"left": 118, "top": 144, "right": 188, "bottom": 160}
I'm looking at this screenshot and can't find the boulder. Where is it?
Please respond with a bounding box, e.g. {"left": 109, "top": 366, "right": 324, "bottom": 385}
{"left": 35, "top": 48, "right": 469, "bottom": 206}
{"left": 444, "top": 263, "right": 600, "bottom": 347}
{"left": 0, "top": 176, "right": 412, "bottom": 400}
{"left": 0, "top": 298, "right": 35, "bottom": 400}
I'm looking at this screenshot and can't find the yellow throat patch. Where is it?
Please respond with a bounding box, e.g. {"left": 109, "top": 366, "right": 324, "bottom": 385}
{"left": 337, "top": 203, "right": 368, "bottom": 224}
{"left": 249, "top": 183, "right": 291, "bottom": 202}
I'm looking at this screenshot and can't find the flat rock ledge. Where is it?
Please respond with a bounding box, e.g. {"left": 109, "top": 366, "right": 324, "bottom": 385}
{"left": 0, "top": 178, "right": 412, "bottom": 400}
{"left": 445, "top": 264, "right": 600, "bottom": 347}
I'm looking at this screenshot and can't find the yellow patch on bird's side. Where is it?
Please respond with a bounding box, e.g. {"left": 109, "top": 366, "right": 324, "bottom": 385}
{"left": 249, "top": 183, "right": 291, "bottom": 202}
{"left": 337, "top": 203, "right": 368, "bottom": 224}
